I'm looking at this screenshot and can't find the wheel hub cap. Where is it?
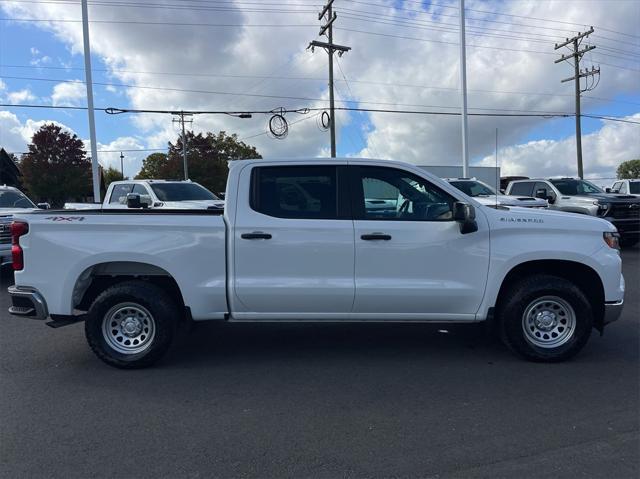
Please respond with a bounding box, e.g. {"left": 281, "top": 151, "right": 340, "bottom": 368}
{"left": 101, "top": 303, "right": 156, "bottom": 355}
{"left": 534, "top": 311, "right": 557, "bottom": 330}
{"left": 121, "top": 317, "right": 142, "bottom": 337}
{"left": 522, "top": 296, "right": 576, "bottom": 349}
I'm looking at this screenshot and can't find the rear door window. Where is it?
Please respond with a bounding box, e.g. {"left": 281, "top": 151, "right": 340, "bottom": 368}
{"left": 109, "top": 184, "right": 133, "bottom": 204}
{"left": 250, "top": 166, "right": 348, "bottom": 220}
{"left": 509, "top": 182, "right": 535, "bottom": 196}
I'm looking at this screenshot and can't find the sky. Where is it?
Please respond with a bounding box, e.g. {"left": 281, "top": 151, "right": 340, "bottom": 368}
{"left": 0, "top": 0, "right": 639, "bottom": 186}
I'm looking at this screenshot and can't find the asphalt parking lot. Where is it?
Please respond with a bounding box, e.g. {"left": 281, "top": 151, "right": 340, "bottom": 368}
{"left": 0, "top": 248, "right": 638, "bottom": 479}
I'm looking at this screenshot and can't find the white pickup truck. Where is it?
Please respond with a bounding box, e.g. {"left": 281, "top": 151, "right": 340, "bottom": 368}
{"left": 8, "top": 158, "right": 625, "bottom": 368}
{"left": 64, "top": 179, "right": 225, "bottom": 210}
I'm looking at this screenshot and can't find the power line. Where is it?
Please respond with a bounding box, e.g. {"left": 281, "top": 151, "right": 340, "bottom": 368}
{"left": 2, "top": 76, "right": 600, "bottom": 113}
{"left": 4, "top": 102, "right": 640, "bottom": 124}
{"left": 3, "top": 64, "right": 639, "bottom": 106}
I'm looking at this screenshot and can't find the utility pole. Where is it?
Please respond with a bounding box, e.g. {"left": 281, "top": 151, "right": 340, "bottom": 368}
{"left": 459, "top": 0, "right": 470, "bottom": 178}
{"left": 308, "top": 0, "right": 350, "bottom": 157}
{"left": 172, "top": 111, "right": 193, "bottom": 180}
{"left": 81, "top": 0, "right": 100, "bottom": 202}
{"left": 555, "top": 27, "right": 599, "bottom": 179}
{"left": 119, "top": 151, "right": 124, "bottom": 179}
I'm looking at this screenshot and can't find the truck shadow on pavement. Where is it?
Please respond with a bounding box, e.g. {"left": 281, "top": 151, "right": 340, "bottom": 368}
{"left": 167, "top": 320, "right": 516, "bottom": 368}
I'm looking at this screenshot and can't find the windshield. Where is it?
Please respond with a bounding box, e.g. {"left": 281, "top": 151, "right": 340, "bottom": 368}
{"left": 630, "top": 182, "right": 640, "bottom": 194}
{"left": 549, "top": 179, "right": 602, "bottom": 195}
{"left": 0, "top": 190, "right": 36, "bottom": 208}
{"left": 150, "top": 183, "right": 219, "bottom": 202}
{"left": 449, "top": 180, "right": 496, "bottom": 197}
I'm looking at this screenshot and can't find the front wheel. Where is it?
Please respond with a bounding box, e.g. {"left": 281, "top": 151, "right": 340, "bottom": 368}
{"left": 498, "top": 274, "right": 593, "bottom": 362}
{"left": 85, "top": 281, "right": 180, "bottom": 368}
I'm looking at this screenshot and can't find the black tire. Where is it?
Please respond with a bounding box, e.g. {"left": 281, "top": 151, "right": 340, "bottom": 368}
{"left": 498, "top": 274, "right": 593, "bottom": 362}
{"left": 85, "top": 280, "right": 180, "bottom": 369}
{"left": 619, "top": 237, "right": 639, "bottom": 248}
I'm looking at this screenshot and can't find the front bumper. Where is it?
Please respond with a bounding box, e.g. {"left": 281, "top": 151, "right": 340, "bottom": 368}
{"left": 7, "top": 286, "right": 49, "bottom": 320}
{"left": 603, "top": 300, "right": 624, "bottom": 325}
{"left": 606, "top": 218, "right": 640, "bottom": 238}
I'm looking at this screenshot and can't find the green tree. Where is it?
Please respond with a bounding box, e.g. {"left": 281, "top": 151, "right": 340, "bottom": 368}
{"left": 135, "top": 132, "right": 261, "bottom": 193}
{"left": 135, "top": 152, "right": 173, "bottom": 180}
{"left": 103, "top": 166, "right": 126, "bottom": 186}
{"left": 617, "top": 159, "right": 640, "bottom": 179}
{"left": 20, "top": 124, "right": 92, "bottom": 207}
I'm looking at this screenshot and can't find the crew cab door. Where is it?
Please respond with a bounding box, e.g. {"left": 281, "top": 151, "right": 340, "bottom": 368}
{"left": 231, "top": 163, "right": 354, "bottom": 319}
{"left": 349, "top": 165, "right": 490, "bottom": 320}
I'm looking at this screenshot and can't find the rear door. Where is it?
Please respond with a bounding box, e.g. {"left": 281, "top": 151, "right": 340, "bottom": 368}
{"left": 350, "top": 165, "right": 490, "bottom": 320}
{"left": 231, "top": 163, "right": 354, "bottom": 319}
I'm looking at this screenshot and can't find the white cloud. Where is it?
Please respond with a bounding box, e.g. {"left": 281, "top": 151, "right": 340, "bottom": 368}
{"left": 1, "top": 0, "right": 638, "bottom": 179}
{"left": 7, "top": 89, "right": 36, "bottom": 103}
{"left": 0, "top": 110, "right": 149, "bottom": 177}
{"left": 90, "top": 136, "right": 148, "bottom": 178}
{"left": 478, "top": 114, "right": 640, "bottom": 181}
{"left": 51, "top": 81, "right": 85, "bottom": 106}
{"left": 0, "top": 111, "right": 75, "bottom": 153}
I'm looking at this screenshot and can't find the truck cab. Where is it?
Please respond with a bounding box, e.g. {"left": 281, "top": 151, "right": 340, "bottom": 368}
{"left": 103, "top": 180, "right": 225, "bottom": 210}
{"left": 507, "top": 177, "right": 640, "bottom": 246}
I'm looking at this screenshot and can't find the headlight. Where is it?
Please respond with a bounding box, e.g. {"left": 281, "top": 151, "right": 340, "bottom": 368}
{"left": 595, "top": 202, "right": 609, "bottom": 216}
{"left": 603, "top": 231, "right": 620, "bottom": 250}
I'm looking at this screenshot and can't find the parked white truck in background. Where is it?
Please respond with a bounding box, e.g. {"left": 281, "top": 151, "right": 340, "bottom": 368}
{"left": 64, "top": 179, "right": 225, "bottom": 210}
{"left": 444, "top": 178, "right": 548, "bottom": 208}
{"left": 8, "top": 158, "right": 624, "bottom": 368}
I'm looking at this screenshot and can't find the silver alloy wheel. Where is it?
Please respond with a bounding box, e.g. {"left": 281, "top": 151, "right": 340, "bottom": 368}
{"left": 101, "top": 303, "right": 156, "bottom": 355}
{"left": 522, "top": 296, "right": 576, "bottom": 349}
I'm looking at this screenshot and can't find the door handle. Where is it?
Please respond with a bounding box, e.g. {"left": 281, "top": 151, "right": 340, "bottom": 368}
{"left": 361, "top": 233, "right": 392, "bottom": 241}
{"left": 241, "top": 232, "right": 272, "bottom": 240}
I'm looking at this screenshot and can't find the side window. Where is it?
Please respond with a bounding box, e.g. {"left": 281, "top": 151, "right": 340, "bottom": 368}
{"left": 510, "top": 182, "right": 534, "bottom": 196}
{"left": 250, "top": 166, "right": 341, "bottom": 219}
{"left": 109, "top": 184, "right": 133, "bottom": 204}
{"left": 132, "top": 184, "right": 148, "bottom": 195}
{"left": 611, "top": 182, "right": 621, "bottom": 193}
{"left": 355, "top": 166, "right": 454, "bottom": 221}
{"left": 619, "top": 183, "right": 627, "bottom": 194}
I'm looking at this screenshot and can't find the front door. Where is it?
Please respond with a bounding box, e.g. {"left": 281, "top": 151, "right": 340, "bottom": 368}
{"left": 232, "top": 163, "right": 354, "bottom": 319}
{"left": 350, "top": 165, "right": 490, "bottom": 320}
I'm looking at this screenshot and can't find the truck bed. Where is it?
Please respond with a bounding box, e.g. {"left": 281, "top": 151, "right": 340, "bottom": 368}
{"left": 12, "top": 209, "right": 228, "bottom": 320}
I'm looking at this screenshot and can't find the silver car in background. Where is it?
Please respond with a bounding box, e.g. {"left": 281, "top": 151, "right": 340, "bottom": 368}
{"left": 445, "top": 178, "right": 548, "bottom": 208}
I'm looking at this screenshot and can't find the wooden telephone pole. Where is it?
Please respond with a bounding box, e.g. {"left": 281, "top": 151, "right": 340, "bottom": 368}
{"left": 555, "top": 27, "right": 599, "bottom": 179}
{"left": 308, "top": 0, "right": 351, "bottom": 157}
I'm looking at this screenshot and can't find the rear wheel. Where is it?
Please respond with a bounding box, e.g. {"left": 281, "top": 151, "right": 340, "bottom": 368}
{"left": 85, "top": 281, "right": 180, "bottom": 368}
{"left": 498, "top": 274, "right": 593, "bottom": 362}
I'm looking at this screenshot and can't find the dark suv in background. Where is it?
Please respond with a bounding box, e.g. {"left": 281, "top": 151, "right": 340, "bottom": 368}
{"left": 506, "top": 177, "right": 640, "bottom": 247}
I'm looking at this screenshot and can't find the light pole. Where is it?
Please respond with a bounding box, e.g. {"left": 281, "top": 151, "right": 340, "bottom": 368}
{"left": 119, "top": 152, "right": 124, "bottom": 179}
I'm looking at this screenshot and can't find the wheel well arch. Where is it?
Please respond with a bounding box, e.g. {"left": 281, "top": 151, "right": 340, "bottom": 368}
{"left": 495, "top": 259, "right": 605, "bottom": 330}
{"left": 72, "top": 261, "right": 186, "bottom": 314}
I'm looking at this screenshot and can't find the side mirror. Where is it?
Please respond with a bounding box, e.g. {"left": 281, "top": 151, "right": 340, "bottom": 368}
{"left": 453, "top": 201, "right": 478, "bottom": 234}
{"left": 126, "top": 193, "right": 149, "bottom": 209}
{"left": 605, "top": 188, "right": 612, "bottom": 193}
{"left": 36, "top": 202, "right": 50, "bottom": 210}
{"left": 536, "top": 188, "right": 555, "bottom": 204}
